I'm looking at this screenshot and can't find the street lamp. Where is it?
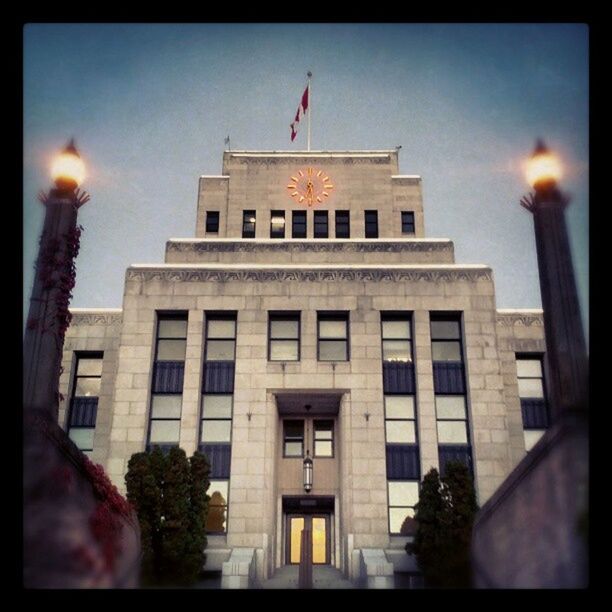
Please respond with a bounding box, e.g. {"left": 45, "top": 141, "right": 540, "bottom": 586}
{"left": 519, "top": 139, "right": 588, "bottom": 421}
{"left": 303, "top": 450, "right": 313, "bottom": 493}
{"left": 23, "top": 139, "right": 90, "bottom": 422}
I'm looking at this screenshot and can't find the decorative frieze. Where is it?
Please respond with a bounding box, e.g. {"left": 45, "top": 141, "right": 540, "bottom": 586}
{"left": 126, "top": 267, "right": 492, "bottom": 284}
{"left": 166, "top": 240, "right": 453, "bottom": 254}
{"left": 69, "top": 312, "right": 123, "bottom": 326}
{"left": 496, "top": 312, "right": 544, "bottom": 327}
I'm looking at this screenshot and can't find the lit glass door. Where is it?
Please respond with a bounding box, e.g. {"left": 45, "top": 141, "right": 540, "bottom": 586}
{"left": 286, "top": 514, "right": 329, "bottom": 565}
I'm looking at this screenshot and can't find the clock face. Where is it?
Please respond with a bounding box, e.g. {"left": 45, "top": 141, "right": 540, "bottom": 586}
{"left": 287, "top": 167, "right": 334, "bottom": 206}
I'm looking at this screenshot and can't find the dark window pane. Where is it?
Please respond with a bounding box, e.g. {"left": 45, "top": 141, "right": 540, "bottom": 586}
{"left": 284, "top": 420, "right": 303, "bottom": 437}
{"left": 292, "top": 211, "right": 307, "bottom": 238}
{"left": 382, "top": 340, "right": 412, "bottom": 362}
{"left": 75, "top": 377, "right": 101, "bottom": 397}
{"left": 270, "top": 340, "right": 299, "bottom": 361}
{"left": 207, "top": 320, "right": 236, "bottom": 339}
{"left": 314, "top": 420, "right": 333, "bottom": 439}
{"left": 77, "top": 358, "right": 103, "bottom": 376}
{"left": 314, "top": 211, "right": 328, "bottom": 238}
{"left": 335, "top": 211, "right": 350, "bottom": 238}
{"left": 319, "top": 340, "right": 347, "bottom": 361}
{"left": 157, "top": 339, "right": 186, "bottom": 361}
{"left": 158, "top": 319, "right": 187, "bottom": 339}
{"left": 430, "top": 320, "right": 461, "bottom": 339}
{"left": 365, "top": 211, "right": 378, "bottom": 238}
{"left": 382, "top": 320, "right": 411, "bottom": 339}
{"left": 432, "top": 341, "right": 462, "bottom": 361}
{"left": 401, "top": 211, "right": 415, "bottom": 234}
{"left": 242, "top": 210, "right": 256, "bottom": 238}
{"left": 206, "top": 211, "right": 219, "bottom": 233}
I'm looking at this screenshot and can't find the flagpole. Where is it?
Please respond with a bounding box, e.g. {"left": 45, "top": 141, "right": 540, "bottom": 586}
{"left": 307, "top": 71, "right": 312, "bottom": 152}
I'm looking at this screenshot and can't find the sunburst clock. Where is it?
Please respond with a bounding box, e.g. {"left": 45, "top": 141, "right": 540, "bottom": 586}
{"left": 287, "top": 167, "right": 334, "bottom": 206}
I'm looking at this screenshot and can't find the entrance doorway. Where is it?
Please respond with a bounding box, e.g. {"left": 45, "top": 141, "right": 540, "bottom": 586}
{"left": 286, "top": 514, "right": 330, "bottom": 565}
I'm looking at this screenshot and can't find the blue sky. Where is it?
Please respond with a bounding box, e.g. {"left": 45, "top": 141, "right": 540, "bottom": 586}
{"left": 23, "top": 23, "right": 589, "bottom": 336}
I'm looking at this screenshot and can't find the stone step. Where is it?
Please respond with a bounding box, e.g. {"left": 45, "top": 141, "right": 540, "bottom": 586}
{"left": 261, "top": 566, "right": 355, "bottom": 589}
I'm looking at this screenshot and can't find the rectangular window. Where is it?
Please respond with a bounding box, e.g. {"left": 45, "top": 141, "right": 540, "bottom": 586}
{"left": 206, "top": 211, "right": 219, "bottom": 234}
{"left": 292, "top": 211, "right": 307, "bottom": 238}
{"left": 242, "top": 210, "right": 256, "bottom": 238}
{"left": 206, "top": 480, "right": 229, "bottom": 533}
{"left": 68, "top": 352, "right": 103, "bottom": 452}
{"left": 401, "top": 211, "right": 415, "bottom": 234}
{"left": 269, "top": 313, "right": 300, "bottom": 361}
{"left": 314, "top": 420, "right": 334, "bottom": 457}
{"left": 430, "top": 313, "right": 472, "bottom": 476}
{"left": 314, "top": 211, "right": 329, "bottom": 238}
{"left": 381, "top": 317, "right": 412, "bottom": 363}
{"left": 335, "top": 211, "right": 350, "bottom": 238}
{"left": 148, "top": 314, "right": 187, "bottom": 450}
{"left": 516, "top": 355, "right": 549, "bottom": 451}
{"left": 270, "top": 210, "right": 286, "bottom": 238}
{"left": 388, "top": 481, "right": 419, "bottom": 536}
{"left": 317, "top": 313, "right": 349, "bottom": 361}
{"left": 201, "top": 313, "right": 237, "bottom": 534}
{"left": 365, "top": 210, "right": 378, "bottom": 238}
{"left": 284, "top": 420, "right": 304, "bottom": 457}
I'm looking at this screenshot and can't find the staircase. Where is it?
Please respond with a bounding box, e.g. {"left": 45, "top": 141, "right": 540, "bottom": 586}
{"left": 261, "top": 565, "right": 356, "bottom": 589}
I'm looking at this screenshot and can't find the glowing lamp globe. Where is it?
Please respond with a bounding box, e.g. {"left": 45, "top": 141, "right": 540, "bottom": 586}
{"left": 51, "top": 139, "right": 85, "bottom": 191}
{"left": 524, "top": 139, "right": 562, "bottom": 190}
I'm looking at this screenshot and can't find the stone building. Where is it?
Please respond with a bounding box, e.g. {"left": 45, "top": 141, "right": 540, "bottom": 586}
{"left": 58, "top": 150, "right": 550, "bottom": 587}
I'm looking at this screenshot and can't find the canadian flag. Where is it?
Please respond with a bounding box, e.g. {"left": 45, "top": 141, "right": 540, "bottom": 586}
{"left": 290, "top": 85, "right": 309, "bottom": 142}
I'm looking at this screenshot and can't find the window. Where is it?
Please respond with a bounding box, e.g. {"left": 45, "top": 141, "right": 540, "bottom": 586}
{"left": 284, "top": 420, "right": 304, "bottom": 457}
{"left": 365, "top": 210, "right": 378, "bottom": 238}
{"left": 148, "top": 314, "right": 188, "bottom": 450}
{"left": 382, "top": 317, "right": 412, "bottom": 363}
{"left": 385, "top": 396, "right": 416, "bottom": 443}
{"left": 335, "top": 211, "right": 350, "bottom": 238}
{"left": 317, "top": 313, "right": 349, "bottom": 361}
{"left": 292, "top": 211, "right": 307, "bottom": 238}
{"left": 242, "top": 210, "right": 256, "bottom": 238}
{"left": 269, "top": 313, "right": 300, "bottom": 361}
{"left": 401, "top": 211, "right": 415, "bottom": 234}
{"left": 314, "top": 420, "right": 334, "bottom": 457}
{"left": 201, "top": 313, "right": 237, "bottom": 534}
{"left": 206, "top": 211, "right": 219, "bottom": 234}
{"left": 206, "top": 480, "right": 229, "bottom": 533}
{"left": 388, "top": 481, "right": 419, "bottom": 536}
{"left": 270, "top": 210, "right": 285, "bottom": 238}
{"left": 516, "top": 355, "right": 549, "bottom": 451}
{"left": 68, "top": 353, "right": 103, "bottom": 452}
{"left": 430, "top": 314, "right": 472, "bottom": 476}
{"left": 314, "top": 211, "right": 328, "bottom": 238}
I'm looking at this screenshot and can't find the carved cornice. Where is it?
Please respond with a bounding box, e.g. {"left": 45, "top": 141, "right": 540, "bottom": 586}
{"left": 496, "top": 313, "right": 544, "bottom": 327}
{"left": 126, "top": 267, "right": 491, "bottom": 283}
{"left": 166, "top": 241, "right": 452, "bottom": 254}
{"left": 70, "top": 312, "right": 123, "bottom": 326}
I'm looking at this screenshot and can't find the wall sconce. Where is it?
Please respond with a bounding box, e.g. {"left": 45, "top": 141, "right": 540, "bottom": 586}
{"left": 303, "top": 450, "right": 313, "bottom": 493}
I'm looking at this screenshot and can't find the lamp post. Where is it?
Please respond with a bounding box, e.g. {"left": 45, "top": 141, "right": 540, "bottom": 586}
{"left": 520, "top": 139, "right": 589, "bottom": 421}
{"left": 303, "top": 450, "right": 313, "bottom": 493}
{"left": 23, "top": 139, "right": 90, "bottom": 422}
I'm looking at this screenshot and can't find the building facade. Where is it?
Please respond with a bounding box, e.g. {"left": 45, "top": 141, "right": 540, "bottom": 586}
{"left": 59, "top": 150, "right": 549, "bottom": 585}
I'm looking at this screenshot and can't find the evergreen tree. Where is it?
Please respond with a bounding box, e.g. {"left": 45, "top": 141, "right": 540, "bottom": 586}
{"left": 125, "top": 452, "right": 163, "bottom": 585}
{"left": 185, "top": 451, "right": 211, "bottom": 582}
{"left": 159, "top": 447, "right": 192, "bottom": 584}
